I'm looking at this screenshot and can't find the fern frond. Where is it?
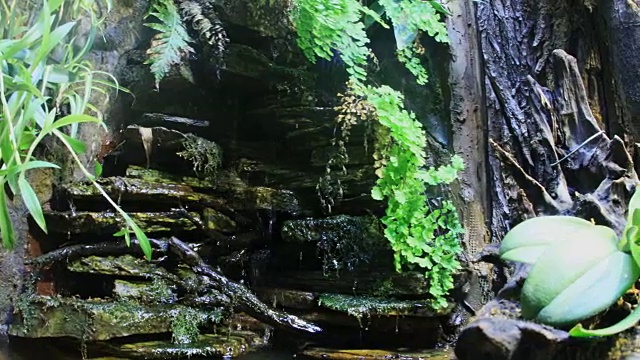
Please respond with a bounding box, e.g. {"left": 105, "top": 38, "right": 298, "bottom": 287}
{"left": 179, "top": 1, "right": 229, "bottom": 59}
{"left": 144, "top": 0, "right": 194, "bottom": 88}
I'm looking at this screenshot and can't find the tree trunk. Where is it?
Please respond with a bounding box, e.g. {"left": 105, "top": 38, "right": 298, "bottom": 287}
{"left": 453, "top": 0, "right": 640, "bottom": 358}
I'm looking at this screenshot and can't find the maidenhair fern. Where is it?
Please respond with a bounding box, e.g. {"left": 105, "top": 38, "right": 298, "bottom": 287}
{"left": 291, "top": 0, "right": 377, "bottom": 83}
{"left": 291, "top": 0, "right": 464, "bottom": 309}
{"left": 144, "top": 0, "right": 194, "bottom": 88}
{"left": 378, "top": 0, "right": 449, "bottom": 85}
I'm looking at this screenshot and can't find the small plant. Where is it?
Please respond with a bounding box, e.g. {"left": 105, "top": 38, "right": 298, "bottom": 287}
{"left": 177, "top": 134, "right": 222, "bottom": 180}
{"left": 144, "top": 0, "right": 194, "bottom": 88}
{"left": 500, "top": 186, "right": 640, "bottom": 337}
{"left": 144, "top": 0, "right": 229, "bottom": 87}
{"left": 0, "top": 0, "right": 151, "bottom": 258}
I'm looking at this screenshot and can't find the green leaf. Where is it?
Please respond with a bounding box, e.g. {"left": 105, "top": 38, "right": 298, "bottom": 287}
{"left": 37, "top": 22, "right": 76, "bottom": 63}
{"left": 570, "top": 305, "right": 640, "bottom": 337}
{"left": 18, "top": 176, "right": 47, "bottom": 233}
{"left": 0, "top": 189, "right": 15, "bottom": 249}
{"left": 113, "top": 228, "right": 128, "bottom": 237}
{"left": 56, "top": 132, "right": 87, "bottom": 154}
{"left": 621, "top": 187, "right": 640, "bottom": 251}
{"left": 371, "top": 186, "right": 383, "bottom": 200}
{"left": 499, "top": 216, "right": 597, "bottom": 264}
{"left": 131, "top": 222, "right": 152, "bottom": 260}
{"left": 520, "top": 232, "right": 636, "bottom": 327}
{"left": 94, "top": 161, "right": 103, "bottom": 178}
{"left": 51, "top": 114, "right": 100, "bottom": 131}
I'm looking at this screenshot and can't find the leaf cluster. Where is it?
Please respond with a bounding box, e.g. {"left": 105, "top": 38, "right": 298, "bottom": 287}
{"left": 144, "top": 0, "right": 194, "bottom": 89}
{"left": 499, "top": 188, "right": 640, "bottom": 337}
{"left": 0, "top": 0, "right": 151, "bottom": 258}
{"left": 291, "top": 0, "right": 464, "bottom": 309}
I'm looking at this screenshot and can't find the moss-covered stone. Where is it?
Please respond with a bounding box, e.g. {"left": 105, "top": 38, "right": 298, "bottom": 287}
{"left": 44, "top": 210, "right": 198, "bottom": 234}
{"left": 67, "top": 255, "right": 173, "bottom": 278}
{"left": 202, "top": 207, "right": 237, "bottom": 233}
{"left": 280, "top": 215, "right": 389, "bottom": 273}
{"left": 255, "top": 288, "right": 318, "bottom": 310}
{"left": 126, "top": 166, "right": 214, "bottom": 189}
{"left": 132, "top": 113, "right": 210, "bottom": 135}
{"left": 113, "top": 279, "right": 177, "bottom": 304}
{"left": 9, "top": 296, "right": 223, "bottom": 341}
{"left": 300, "top": 347, "right": 454, "bottom": 360}
{"left": 318, "top": 294, "right": 454, "bottom": 318}
{"left": 270, "top": 270, "right": 433, "bottom": 297}
{"left": 63, "top": 175, "right": 302, "bottom": 215}
{"left": 218, "top": 0, "right": 294, "bottom": 38}
{"left": 101, "top": 330, "right": 267, "bottom": 359}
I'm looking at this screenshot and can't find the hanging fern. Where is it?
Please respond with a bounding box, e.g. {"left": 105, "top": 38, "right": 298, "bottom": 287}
{"left": 179, "top": 0, "right": 229, "bottom": 59}
{"left": 291, "top": 0, "right": 378, "bottom": 84}
{"left": 377, "top": 0, "right": 449, "bottom": 85}
{"left": 145, "top": 0, "right": 194, "bottom": 88}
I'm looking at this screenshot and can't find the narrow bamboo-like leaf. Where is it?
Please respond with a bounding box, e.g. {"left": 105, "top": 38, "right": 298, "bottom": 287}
{"left": 570, "top": 305, "right": 640, "bottom": 337}
{"left": 131, "top": 222, "right": 152, "bottom": 260}
{"left": 38, "top": 22, "right": 76, "bottom": 63}
{"left": 0, "top": 189, "right": 15, "bottom": 249}
{"left": 51, "top": 114, "right": 100, "bottom": 131}
{"left": 56, "top": 132, "right": 86, "bottom": 154}
{"left": 500, "top": 216, "right": 596, "bottom": 264}
{"left": 47, "top": 65, "right": 75, "bottom": 83}
{"left": 18, "top": 177, "right": 47, "bottom": 233}
{"left": 113, "top": 228, "right": 128, "bottom": 237}
{"left": 94, "top": 161, "right": 103, "bottom": 178}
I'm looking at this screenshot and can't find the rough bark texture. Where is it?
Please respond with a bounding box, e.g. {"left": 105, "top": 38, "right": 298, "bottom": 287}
{"left": 447, "top": 0, "right": 493, "bottom": 311}
{"left": 455, "top": 0, "right": 640, "bottom": 358}
{"left": 602, "top": 0, "right": 640, "bottom": 143}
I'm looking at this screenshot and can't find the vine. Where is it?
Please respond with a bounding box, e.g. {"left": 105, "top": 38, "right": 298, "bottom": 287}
{"left": 291, "top": 0, "right": 464, "bottom": 309}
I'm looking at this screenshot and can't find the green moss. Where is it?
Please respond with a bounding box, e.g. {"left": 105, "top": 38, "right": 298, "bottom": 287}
{"left": 9, "top": 296, "right": 225, "bottom": 341}
{"left": 318, "top": 293, "right": 452, "bottom": 319}
{"left": 281, "top": 215, "right": 390, "bottom": 275}
{"left": 170, "top": 307, "right": 205, "bottom": 344}
{"left": 114, "top": 279, "right": 177, "bottom": 304}
{"left": 106, "top": 330, "right": 266, "bottom": 359}
{"left": 177, "top": 134, "right": 222, "bottom": 180}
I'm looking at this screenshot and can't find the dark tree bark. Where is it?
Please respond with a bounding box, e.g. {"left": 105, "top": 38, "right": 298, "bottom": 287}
{"left": 454, "top": 0, "right": 640, "bottom": 358}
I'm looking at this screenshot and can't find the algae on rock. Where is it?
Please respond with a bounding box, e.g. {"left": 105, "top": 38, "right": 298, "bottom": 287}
{"left": 281, "top": 215, "right": 390, "bottom": 274}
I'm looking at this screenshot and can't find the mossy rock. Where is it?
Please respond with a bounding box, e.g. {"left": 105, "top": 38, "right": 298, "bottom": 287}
{"left": 280, "top": 215, "right": 389, "bottom": 272}
{"left": 9, "top": 296, "right": 223, "bottom": 341}
{"left": 44, "top": 210, "right": 199, "bottom": 234}
{"left": 100, "top": 330, "right": 267, "bottom": 359}
{"left": 67, "top": 254, "right": 173, "bottom": 278}
{"left": 65, "top": 173, "right": 302, "bottom": 215}
{"left": 300, "top": 347, "right": 454, "bottom": 360}
{"left": 318, "top": 294, "right": 454, "bottom": 318}
{"left": 113, "top": 279, "right": 177, "bottom": 304}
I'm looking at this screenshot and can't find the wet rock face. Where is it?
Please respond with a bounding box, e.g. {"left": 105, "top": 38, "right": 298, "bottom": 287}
{"left": 13, "top": 0, "right": 460, "bottom": 356}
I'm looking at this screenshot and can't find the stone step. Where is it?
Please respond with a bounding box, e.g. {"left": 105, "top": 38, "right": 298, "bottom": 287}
{"left": 131, "top": 113, "right": 210, "bottom": 136}
{"left": 317, "top": 293, "right": 453, "bottom": 318}
{"left": 44, "top": 210, "right": 200, "bottom": 235}
{"left": 9, "top": 296, "right": 223, "bottom": 341}
{"left": 98, "top": 330, "right": 268, "bottom": 359}
{"left": 265, "top": 270, "right": 433, "bottom": 297}
{"left": 300, "top": 347, "right": 454, "bottom": 360}
{"left": 60, "top": 176, "right": 302, "bottom": 215}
